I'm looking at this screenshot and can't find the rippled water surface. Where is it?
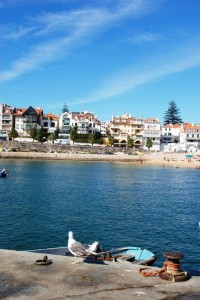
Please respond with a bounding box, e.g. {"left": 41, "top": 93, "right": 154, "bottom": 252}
{"left": 0, "top": 159, "right": 200, "bottom": 268}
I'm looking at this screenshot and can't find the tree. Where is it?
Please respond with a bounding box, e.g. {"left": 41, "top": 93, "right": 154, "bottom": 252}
{"left": 163, "top": 100, "right": 183, "bottom": 125}
{"left": 8, "top": 128, "right": 19, "bottom": 141}
{"left": 108, "top": 135, "right": 114, "bottom": 147}
{"left": 48, "top": 129, "right": 59, "bottom": 144}
{"left": 127, "top": 137, "right": 134, "bottom": 148}
{"left": 88, "top": 133, "right": 96, "bottom": 146}
{"left": 36, "top": 128, "right": 44, "bottom": 142}
{"left": 146, "top": 138, "right": 153, "bottom": 150}
{"left": 70, "top": 126, "right": 78, "bottom": 145}
{"left": 29, "top": 128, "right": 37, "bottom": 141}
{"left": 48, "top": 133, "right": 56, "bottom": 144}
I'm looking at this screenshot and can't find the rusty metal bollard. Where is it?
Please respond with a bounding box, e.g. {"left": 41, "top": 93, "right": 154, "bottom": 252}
{"left": 159, "top": 251, "right": 189, "bottom": 282}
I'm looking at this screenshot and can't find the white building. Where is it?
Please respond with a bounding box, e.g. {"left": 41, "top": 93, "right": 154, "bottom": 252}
{"left": 99, "top": 121, "right": 108, "bottom": 137}
{"left": 58, "top": 110, "right": 101, "bottom": 143}
{"left": 143, "top": 118, "right": 161, "bottom": 151}
{"left": 41, "top": 113, "right": 59, "bottom": 134}
{"left": 180, "top": 123, "right": 200, "bottom": 152}
{"left": 161, "top": 124, "right": 182, "bottom": 143}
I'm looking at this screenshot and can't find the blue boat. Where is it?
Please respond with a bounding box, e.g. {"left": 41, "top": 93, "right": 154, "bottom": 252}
{"left": 29, "top": 246, "right": 157, "bottom": 266}
{"left": 95, "top": 246, "right": 157, "bottom": 265}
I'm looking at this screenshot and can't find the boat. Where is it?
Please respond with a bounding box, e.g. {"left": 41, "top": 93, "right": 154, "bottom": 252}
{"left": 29, "top": 246, "right": 157, "bottom": 266}
{"left": 93, "top": 246, "right": 157, "bottom": 265}
{"left": 0, "top": 170, "right": 9, "bottom": 178}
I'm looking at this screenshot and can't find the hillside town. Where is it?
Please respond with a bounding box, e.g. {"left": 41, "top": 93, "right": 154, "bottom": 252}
{"left": 0, "top": 102, "right": 199, "bottom": 153}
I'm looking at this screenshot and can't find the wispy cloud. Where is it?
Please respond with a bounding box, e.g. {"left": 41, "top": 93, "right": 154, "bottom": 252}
{"left": 0, "top": 25, "right": 34, "bottom": 40}
{"left": 127, "top": 31, "right": 164, "bottom": 44}
{"left": 70, "top": 40, "right": 200, "bottom": 105}
{"left": 0, "top": 0, "right": 157, "bottom": 83}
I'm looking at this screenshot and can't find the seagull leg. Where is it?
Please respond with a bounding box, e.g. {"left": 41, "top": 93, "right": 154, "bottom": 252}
{"left": 72, "top": 256, "right": 80, "bottom": 264}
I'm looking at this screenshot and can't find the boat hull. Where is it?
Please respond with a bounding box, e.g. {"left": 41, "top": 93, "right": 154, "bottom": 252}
{"left": 0, "top": 171, "right": 9, "bottom": 178}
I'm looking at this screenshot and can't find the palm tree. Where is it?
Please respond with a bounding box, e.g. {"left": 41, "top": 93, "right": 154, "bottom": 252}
{"left": 127, "top": 137, "right": 133, "bottom": 148}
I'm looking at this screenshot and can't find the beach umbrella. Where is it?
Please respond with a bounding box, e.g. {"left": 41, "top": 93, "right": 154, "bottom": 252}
{"left": 186, "top": 155, "right": 193, "bottom": 158}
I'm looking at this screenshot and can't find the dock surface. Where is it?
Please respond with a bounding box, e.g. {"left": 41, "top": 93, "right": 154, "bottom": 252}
{"left": 0, "top": 249, "right": 200, "bottom": 299}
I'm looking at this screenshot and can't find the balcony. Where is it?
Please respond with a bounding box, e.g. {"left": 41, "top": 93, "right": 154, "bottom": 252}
{"left": 130, "top": 120, "right": 143, "bottom": 125}
{"left": 143, "top": 131, "right": 161, "bottom": 137}
{"left": 109, "top": 124, "right": 120, "bottom": 129}
{"left": 2, "top": 125, "right": 11, "bottom": 130}
{"left": 2, "top": 116, "right": 11, "bottom": 120}
{"left": 78, "top": 129, "right": 88, "bottom": 134}
{"left": 60, "top": 129, "right": 70, "bottom": 134}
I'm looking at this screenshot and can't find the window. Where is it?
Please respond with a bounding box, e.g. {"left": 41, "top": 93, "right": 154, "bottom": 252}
{"left": 63, "top": 117, "right": 70, "bottom": 125}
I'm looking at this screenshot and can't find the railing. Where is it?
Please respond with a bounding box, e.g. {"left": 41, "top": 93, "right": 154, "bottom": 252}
{"left": 2, "top": 116, "right": 11, "bottom": 120}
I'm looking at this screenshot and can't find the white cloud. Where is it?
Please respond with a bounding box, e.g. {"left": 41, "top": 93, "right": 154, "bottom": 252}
{"left": 0, "top": 0, "right": 157, "bottom": 82}
{"left": 127, "top": 32, "right": 164, "bottom": 44}
{"left": 0, "top": 25, "right": 34, "bottom": 40}
{"left": 70, "top": 41, "right": 200, "bottom": 105}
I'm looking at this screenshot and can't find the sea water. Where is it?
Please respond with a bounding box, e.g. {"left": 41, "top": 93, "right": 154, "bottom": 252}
{"left": 0, "top": 159, "right": 200, "bottom": 268}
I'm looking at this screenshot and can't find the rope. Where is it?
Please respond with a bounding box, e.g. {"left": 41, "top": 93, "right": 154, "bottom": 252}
{"left": 139, "top": 260, "right": 182, "bottom": 277}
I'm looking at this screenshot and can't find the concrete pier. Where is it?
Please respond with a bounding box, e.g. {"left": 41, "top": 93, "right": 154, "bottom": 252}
{"left": 0, "top": 249, "right": 200, "bottom": 299}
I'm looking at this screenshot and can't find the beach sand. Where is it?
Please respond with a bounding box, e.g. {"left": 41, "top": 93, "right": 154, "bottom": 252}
{"left": 1, "top": 151, "right": 200, "bottom": 169}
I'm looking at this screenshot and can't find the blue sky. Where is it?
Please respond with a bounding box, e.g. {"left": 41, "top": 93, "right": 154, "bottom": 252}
{"left": 1, "top": 0, "right": 200, "bottom": 123}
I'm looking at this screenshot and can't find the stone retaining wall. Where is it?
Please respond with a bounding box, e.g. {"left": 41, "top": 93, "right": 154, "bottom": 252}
{"left": 0, "top": 141, "right": 134, "bottom": 155}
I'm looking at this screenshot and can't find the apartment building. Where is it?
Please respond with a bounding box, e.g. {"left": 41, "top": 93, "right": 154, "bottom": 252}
{"left": 59, "top": 110, "right": 101, "bottom": 140}
{"left": 14, "top": 106, "right": 43, "bottom": 137}
{"left": 178, "top": 123, "right": 200, "bottom": 151}
{"left": 108, "top": 114, "right": 143, "bottom": 147}
{"left": 161, "top": 124, "right": 182, "bottom": 143}
{"left": 143, "top": 118, "right": 161, "bottom": 151}
{"left": 0, "top": 104, "right": 15, "bottom": 141}
{"left": 71, "top": 111, "right": 98, "bottom": 134}
{"left": 41, "top": 113, "right": 59, "bottom": 134}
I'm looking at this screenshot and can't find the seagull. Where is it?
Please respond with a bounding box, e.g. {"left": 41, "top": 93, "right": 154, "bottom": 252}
{"left": 68, "top": 231, "right": 99, "bottom": 264}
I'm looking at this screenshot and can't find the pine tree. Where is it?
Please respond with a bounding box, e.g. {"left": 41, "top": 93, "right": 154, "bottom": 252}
{"left": 163, "top": 100, "right": 183, "bottom": 125}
